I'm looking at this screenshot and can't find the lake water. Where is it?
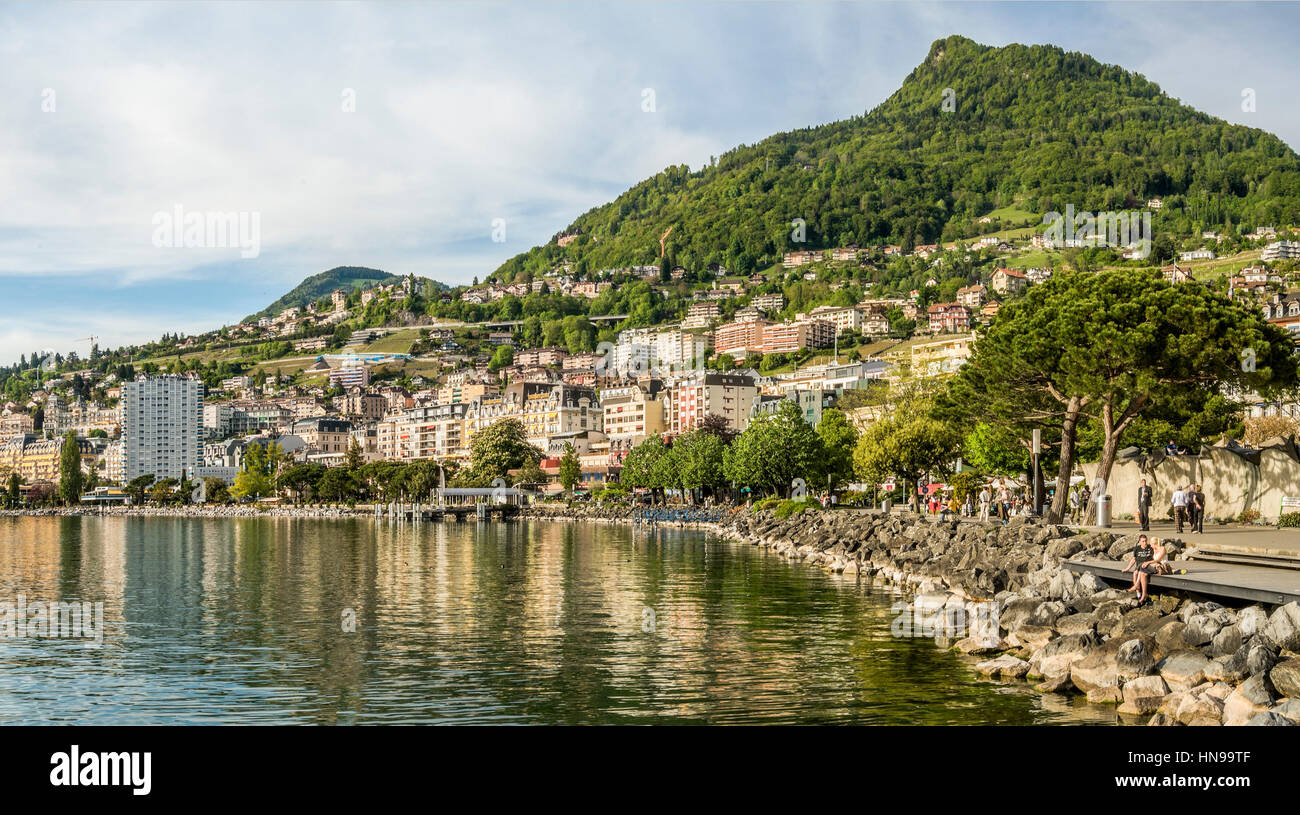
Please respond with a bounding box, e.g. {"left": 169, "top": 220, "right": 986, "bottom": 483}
{"left": 0, "top": 515, "right": 1119, "bottom": 725}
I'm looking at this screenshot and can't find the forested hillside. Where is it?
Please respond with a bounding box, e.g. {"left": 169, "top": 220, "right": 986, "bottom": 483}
{"left": 491, "top": 35, "right": 1300, "bottom": 281}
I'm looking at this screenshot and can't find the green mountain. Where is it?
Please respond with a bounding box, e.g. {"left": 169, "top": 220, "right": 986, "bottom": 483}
{"left": 247, "top": 266, "right": 448, "bottom": 321}
{"left": 492, "top": 35, "right": 1300, "bottom": 281}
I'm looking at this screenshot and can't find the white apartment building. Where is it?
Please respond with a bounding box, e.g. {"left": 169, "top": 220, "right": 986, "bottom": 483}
{"left": 1262, "top": 241, "right": 1300, "bottom": 261}
{"left": 607, "top": 328, "right": 707, "bottom": 378}
{"left": 122, "top": 375, "right": 203, "bottom": 481}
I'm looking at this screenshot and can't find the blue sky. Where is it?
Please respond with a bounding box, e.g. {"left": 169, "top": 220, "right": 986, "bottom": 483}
{"left": 2, "top": 1, "right": 1299, "bottom": 365}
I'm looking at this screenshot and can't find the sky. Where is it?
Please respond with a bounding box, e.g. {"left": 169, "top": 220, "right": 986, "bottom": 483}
{"left": 2, "top": 0, "right": 1299, "bottom": 366}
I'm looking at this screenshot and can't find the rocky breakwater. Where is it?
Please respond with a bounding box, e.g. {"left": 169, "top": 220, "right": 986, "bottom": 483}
{"left": 726, "top": 506, "right": 1300, "bottom": 726}
{"left": 520, "top": 502, "right": 652, "bottom": 524}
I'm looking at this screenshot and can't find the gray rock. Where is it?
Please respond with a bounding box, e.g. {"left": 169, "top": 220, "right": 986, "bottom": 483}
{"left": 1176, "top": 691, "right": 1224, "bottom": 726}
{"left": 1071, "top": 641, "right": 1122, "bottom": 694}
{"left": 1261, "top": 602, "right": 1300, "bottom": 652}
{"left": 975, "top": 654, "right": 1030, "bottom": 678}
{"left": 1204, "top": 649, "right": 1249, "bottom": 684}
{"left": 1245, "top": 712, "right": 1294, "bottom": 726}
{"left": 1246, "top": 643, "right": 1278, "bottom": 677}
{"left": 1180, "top": 600, "right": 1225, "bottom": 625}
{"left": 1159, "top": 650, "right": 1210, "bottom": 692}
{"left": 1268, "top": 658, "right": 1300, "bottom": 699}
{"left": 1182, "top": 613, "right": 1223, "bottom": 646}
{"left": 1117, "top": 639, "right": 1157, "bottom": 680}
{"left": 1222, "top": 674, "right": 1276, "bottom": 726}
{"left": 1056, "top": 613, "right": 1098, "bottom": 636}
{"left": 1210, "top": 624, "right": 1243, "bottom": 658}
{"left": 1237, "top": 606, "right": 1268, "bottom": 638}
{"left": 1272, "top": 699, "right": 1300, "bottom": 724}
{"left": 1154, "top": 620, "right": 1189, "bottom": 658}
{"left": 1118, "top": 675, "right": 1169, "bottom": 714}
{"left": 1027, "top": 600, "right": 1067, "bottom": 627}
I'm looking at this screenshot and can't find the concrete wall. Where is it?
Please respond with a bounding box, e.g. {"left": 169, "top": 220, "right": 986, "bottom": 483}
{"left": 1081, "top": 443, "right": 1300, "bottom": 521}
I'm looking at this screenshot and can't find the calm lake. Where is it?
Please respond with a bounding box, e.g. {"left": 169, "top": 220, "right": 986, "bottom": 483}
{"left": 0, "top": 515, "right": 1119, "bottom": 725}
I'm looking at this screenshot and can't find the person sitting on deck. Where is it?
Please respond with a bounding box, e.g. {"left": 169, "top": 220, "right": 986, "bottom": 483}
{"left": 1121, "top": 535, "right": 1169, "bottom": 604}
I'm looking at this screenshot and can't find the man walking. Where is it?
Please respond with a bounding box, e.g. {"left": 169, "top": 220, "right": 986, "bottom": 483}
{"left": 1171, "top": 484, "right": 1188, "bottom": 534}
{"left": 978, "top": 485, "right": 991, "bottom": 522}
{"left": 1137, "top": 479, "right": 1153, "bottom": 531}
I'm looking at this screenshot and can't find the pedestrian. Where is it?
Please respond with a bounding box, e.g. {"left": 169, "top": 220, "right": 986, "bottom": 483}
{"left": 1068, "top": 489, "right": 1080, "bottom": 524}
{"left": 1079, "top": 485, "right": 1092, "bottom": 523}
{"left": 1196, "top": 483, "right": 1206, "bottom": 535}
{"left": 1137, "top": 478, "right": 1152, "bottom": 531}
{"left": 1171, "top": 483, "right": 1188, "bottom": 533}
{"left": 978, "top": 485, "right": 991, "bottom": 522}
{"left": 1191, "top": 484, "right": 1205, "bottom": 533}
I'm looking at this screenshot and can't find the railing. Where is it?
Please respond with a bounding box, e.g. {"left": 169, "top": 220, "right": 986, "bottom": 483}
{"left": 634, "top": 507, "right": 729, "bottom": 524}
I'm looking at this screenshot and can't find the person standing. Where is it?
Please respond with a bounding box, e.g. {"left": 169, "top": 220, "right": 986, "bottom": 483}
{"left": 1137, "top": 479, "right": 1153, "bottom": 531}
{"left": 978, "top": 485, "right": 991, "bottom": 522}
{"left": 1171, "top": 484, "right": 1188, "bottom": 534}
{"left": 1079, "top": 485, "right": 1092, "bottom": 524}
{"left": 1191, "top": 484, "right": 1205, "bottom": 533}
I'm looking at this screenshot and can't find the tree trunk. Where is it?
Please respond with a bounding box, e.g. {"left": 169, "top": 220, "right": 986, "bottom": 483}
{"left": 1047, "top": 396, "right": 1083, "bottom": 523}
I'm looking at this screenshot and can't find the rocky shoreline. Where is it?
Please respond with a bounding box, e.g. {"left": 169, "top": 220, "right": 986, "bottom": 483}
{"left": 521, "top": 502, "right": 1300, "bottom": 726}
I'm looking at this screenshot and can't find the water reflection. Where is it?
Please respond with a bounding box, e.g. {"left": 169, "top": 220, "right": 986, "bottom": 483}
{"left": 0, "top": 516, "right": 1119, "bottom": 725}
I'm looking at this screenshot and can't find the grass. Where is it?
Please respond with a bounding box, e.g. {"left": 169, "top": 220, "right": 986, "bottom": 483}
{"left": 359, "top": 328, "right": 421, "bottom": 354}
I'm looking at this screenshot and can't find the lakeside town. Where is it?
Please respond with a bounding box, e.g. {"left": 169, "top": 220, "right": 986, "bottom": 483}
{"left": 3, "top": 219, "right": 1300, "bottom": 511}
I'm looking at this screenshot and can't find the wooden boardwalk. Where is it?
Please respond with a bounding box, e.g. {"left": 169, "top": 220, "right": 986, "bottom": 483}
{"left": 1067, "top": 558, "right": 1300, "bottom": 606}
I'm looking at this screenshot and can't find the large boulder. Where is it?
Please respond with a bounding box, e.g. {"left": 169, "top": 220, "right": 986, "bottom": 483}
{"left": 1120, "top": 607, "right": 1172, "bottom": 638}
{"left": 1182, "top": 614, "right": 1223, "bottom": 647}
{"left": 1180, "top": 600, "right": 1225, "bottom": 624}
{"left": 1237, "top": 606, "right": 1269, "bottom": 638}
{"left": 1210, "top": 624, "right": 1243, "bottom": 659}
{"left": 1117, "top": 639, "right": 1157, "bottom": 680}
{"left": 975, "top": 654, "right": 1030, "bottom": 679}
{"left": 1159, "top": 650, "right": 1210, "bottom": 692}
{"left": 1246, "top": 643, "right": 1278, "bottom": 677}
{"left": 1204, "top": 648, "right": 1249, "bottom": 684}
{"left": 1154, "top": 620, "right": 1189, "bottom": 658}
{"left": 1261, "top": 602, "right": 1300, "bottom": 652}
{"left": 1268, "top": 658, "right": 1300, "bottom": 699}
{"left": 1222, "top": 674, "right": 1277, "bottom": 726}
{"left": 1245, "top": 712, "right": 1294, "bottom": 726}
{"left": 1026, "top": 600, "right": 1068, "bottom": 627}
{"left": 1176, "top": 691, "right": 1225, "bottom": 726}
{"left": 1056, "top": 613, "right": 1098, "bottom": 636}
{"left": 1118, "top": 675, "right": 1169, "bottom": 714}
{"left": 1071, "top": 640, "right": 1122, "bottom": 695}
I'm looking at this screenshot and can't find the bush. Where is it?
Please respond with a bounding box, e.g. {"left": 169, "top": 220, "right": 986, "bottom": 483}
{"left": 772, "top": 498, "right": 820, "bottom": 520}
{"left": 1237, "top": 509, "right": 1261, "bottom": 525}
{"left": 1278, "top": 512, "right": 1300, "bottom": 528}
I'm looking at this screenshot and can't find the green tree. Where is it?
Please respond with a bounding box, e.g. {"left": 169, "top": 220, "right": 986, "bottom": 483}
{"left": 853, "top": 399, "right": 961, "bottom": 511}
{"left": 672, "top": 429, "right": 728, "bottom": 502}
{"left": 943, "top": 268, "right": 1298, "bottom": 522}
{"left": 467, "top": 418, "right": 543, "bottom": 483}
{"left": 558, "top": 443, "right": 582, "bottom": 495}
{"left": 203, "top": 477, "right": 231, "bottom": 504}
{"left": 620, "top": 435, "right": 672, "bottom": 503}
{"left": 815, "top": 408, "right": 858, "bottom": 490}
{"left": 724, "top": 401, "right": 823, "bottom": 497}
{"left": 58, "top": 432, "right": 83, "bottom": 506}
{"left": 5, "top": 472, "right": 20, "bottom": 508}
{"left": 125, "top": 474, "right": 155, "bottom": 506}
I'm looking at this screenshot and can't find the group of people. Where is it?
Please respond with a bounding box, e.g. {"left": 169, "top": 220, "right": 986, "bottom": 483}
{"left": 916, "top": 483, "right": 1035, "bottom": 523}
{"left": 1136, "top": 478, "right": 1206, "bottom": 533}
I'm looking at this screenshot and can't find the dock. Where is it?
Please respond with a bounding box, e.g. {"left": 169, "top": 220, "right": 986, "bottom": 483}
{"left": 1066, "top": 558, "right": 1300, "bottom": 606}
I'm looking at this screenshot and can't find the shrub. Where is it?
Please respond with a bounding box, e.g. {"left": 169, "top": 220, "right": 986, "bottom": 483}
{"left": 1237, "top": 509, "right": 1261, "bottom": 525}
{"left": 1278, "top": 512, "right": 1300, "bottom": 528}
{"left": 772, "top": 498, "right": 819, "bottom": 520}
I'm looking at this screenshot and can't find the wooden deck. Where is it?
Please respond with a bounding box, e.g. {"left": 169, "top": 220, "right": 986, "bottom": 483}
{"left": 1067, "top": 558, "right": 1300, "bottom": 606}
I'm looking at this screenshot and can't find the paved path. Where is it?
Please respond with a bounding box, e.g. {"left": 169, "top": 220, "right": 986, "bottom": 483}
{"left": 1066, "top": 519, "right": 1300, "bottom": 557}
